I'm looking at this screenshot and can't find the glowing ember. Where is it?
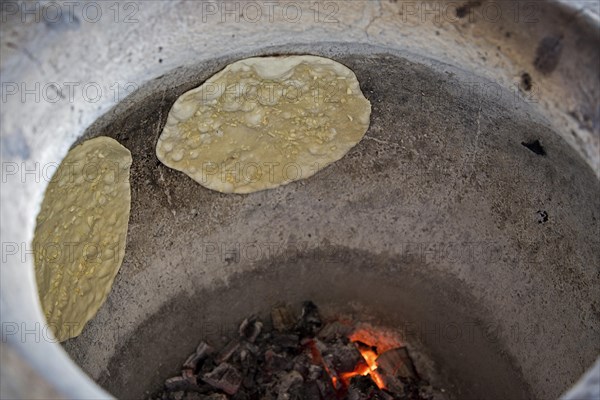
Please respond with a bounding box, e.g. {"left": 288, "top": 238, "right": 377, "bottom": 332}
{"left": 340, "top": 345, "right": 386, "bottom": 389}
{"left": 348, "top": 326, "right": 404, "bottom": 354}
{"left": 156, "top": 302, "right": 442, "bottom": 400}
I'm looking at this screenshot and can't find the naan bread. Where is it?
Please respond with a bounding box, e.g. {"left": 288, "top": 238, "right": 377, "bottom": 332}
{"left": 33, "top": 136, "right": 132, "bottom": 341}
{"left": 157, "top": 55, "right": 371, "bottom": 193}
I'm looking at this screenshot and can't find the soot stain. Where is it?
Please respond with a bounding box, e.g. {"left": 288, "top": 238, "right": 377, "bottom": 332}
{"left": 534, "top": 35, "right": 563, "bottom": 74}
{"left": 521, "top": 139, "right": 546, "bottom": 156}
{"left": 520, "top": 72, "right": 532, "bottom": 91}
{"left": 456, "top": 1, "right": 482, "bottom": 18}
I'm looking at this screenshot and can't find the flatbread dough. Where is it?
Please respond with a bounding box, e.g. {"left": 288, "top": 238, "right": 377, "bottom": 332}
{"left": 33, "top": 136, "right": 132, "bottom": 342}
{"left": 156, "top": 55, "right": 371, "bottom": 193}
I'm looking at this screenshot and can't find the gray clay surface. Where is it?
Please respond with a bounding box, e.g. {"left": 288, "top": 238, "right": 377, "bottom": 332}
{"left": 62, "top": 45, "right": 599, "bottom": 400}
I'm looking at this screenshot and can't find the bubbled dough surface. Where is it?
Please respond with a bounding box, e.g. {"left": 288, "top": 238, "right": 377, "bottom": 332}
{"left": 156, "top": 56, "right": 371, "bottom": 193}
{"left": 33, "top": 137, "right": 132, "bottom": 342}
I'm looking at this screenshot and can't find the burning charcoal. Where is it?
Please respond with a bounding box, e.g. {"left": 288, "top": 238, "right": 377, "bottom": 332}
{"left": 307, "top": 364, "right": 323, "bottom": 381}
{"left": 165, "top": 376, "right": 199, "bottom": 392}
{"left": 197, "top": 341, "right": 214, "bottom": 356}
{"left": 236, "top": 342, "right": 259, "bottom": 367}
{"left": 288, "top": 381, "right": 321, "bottom": 400}
{"left": 167, "top": 391, "right": 185, "bottom": 400}
{"left": 151, "top": 302, "right": 436, "bottom": 400}
{"left": 315, "top": 368, "right": 337, "bottom": 399}
{"left": 347, "top": 375, "right": 394, "bottom": 400}
{"left": 376, "top": 347, "right": 418, "bottom": 380}
{"left": 215, "top": 339, "right": 240, "bottom": 364}
{"left": 296, "top": 301, "right": 322, "bottom": 337}
{"left": 317, "top": 320, "right": 353, "bottom": 341}
{"left": 181, "top": 368, "right": 196, "bottom": 383}
{"left": 247, "top": 341, "right": 261, "bottom": 354}
{"left": 354, "top": 340, "right": 376, "bottom": 353}
{"left": 241, "top": 366, "right": 262, "bottom": 397}
{"left": 271, "top": 303, "right": 297, "bottom": 332}
{"left": 272, "top": 333, "right": 300, "bottom": 350}
{"left": 376, "top": 374, "right": 405, "bottom": 399}
{"left": 200, "top": 395, "right": 228, "bottom": 400}
{"left": 291, "top": 353, "right": 311, "bottom": 377}
{"left": 239, "top": 317, "right": 263, "bottom": 343}
{"left": 201, "top": 362, "right": 243, "bottom": 395}
{"left": 311, "top": 338, "right": 328, "bottom": 355}
{"left": 304, "top": 338, "right": 342, "bottom": 390}
{"left": 183, "top": 394, "right": 226, "bottom": 400}
{"left": 321, "top": 353, "right": 342, "bottom": 390}
{"left": 231, "top": 391, "right": 251, "bottom": 400}
{"left": 239, "top": 359, "right": 259, "bottom": 381}
{"left": 241, "top": 366, "right": 257, "bottom": 386}
{"left": 183, "top": 342, "right": 214, "bottom": 371}
{"left": 276, "top": 370, "right": 304, "bottom": 398}
{"left": 374, "top": 391, "right": 395, "bottom": 400}
{"left": 164, "top": 376, "right": 186, "bottom": 391}
{"left": 350, "top": 375, "right": 377, "bottom": 392}
{"left": 367, "top": 376, "right": 423, "bottom": 400}
{"left": 198, "top": 356, "right": 217, "bottom": 376}
{"left": 165, "top": 374, "right": 211, "bottom": 395}
{"left": 265, "top": 349, "right": 294, "bottom": 372}
{"left": 323, "top": 339, "right": 365, "bottom": 374}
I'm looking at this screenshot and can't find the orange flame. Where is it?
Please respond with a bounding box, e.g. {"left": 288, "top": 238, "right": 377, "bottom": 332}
{"left": 340, "top": 347, "right": 386, "bottom": 389}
